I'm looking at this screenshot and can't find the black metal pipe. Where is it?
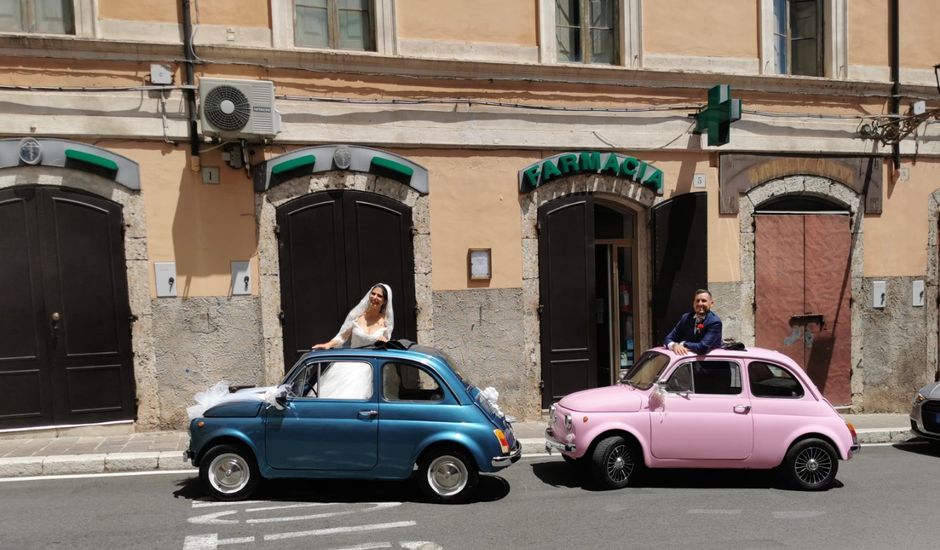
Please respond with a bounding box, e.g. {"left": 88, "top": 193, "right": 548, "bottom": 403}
{"left": 889, "top": 0, "right": 900, "bottom": 170}
{"left": 181, "top": 0, "right": 200, "bottom": 161}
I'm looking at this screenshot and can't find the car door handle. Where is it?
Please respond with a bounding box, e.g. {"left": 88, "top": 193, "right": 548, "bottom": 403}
{"left": 733, "top": 404, "right": 751, "bottom": 414}
{"left": 358, "top": 410, "right": 378, "bottom": 419}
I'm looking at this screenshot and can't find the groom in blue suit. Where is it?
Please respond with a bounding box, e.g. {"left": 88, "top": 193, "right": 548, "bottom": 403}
{"left": 664, "top": 289, "right": 722, "bottom": 355}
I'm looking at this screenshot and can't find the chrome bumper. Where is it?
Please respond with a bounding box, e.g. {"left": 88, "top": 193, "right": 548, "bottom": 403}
{"left": 183, "top": 449, "right": 193, "bottom": 462}
{"left": 491, "top": 439, "right": 522, "bottom": 468}
{"left": 544, "top": 427, "right": 576, "bottom": 453}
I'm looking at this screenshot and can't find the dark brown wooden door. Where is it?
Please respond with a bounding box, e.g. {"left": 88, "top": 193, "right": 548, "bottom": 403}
{"left": 277, "top": 190, "right": 416, "bottom": 370}
{"left": 651, "top": 193, "right": 709, "bottom": 345}
{"left": 755, "top": 214, "right": 852, "bottom": 405}
{"left": 0, "top": 186, "right": 136, "bottom": 429}
{"left": 539, "top": 195, "right": 596, "bottom": 408}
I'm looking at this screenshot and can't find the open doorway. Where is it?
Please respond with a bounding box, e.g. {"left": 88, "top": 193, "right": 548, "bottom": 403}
{"left": 594, "top": 204, "right": 637, "bottom": 386}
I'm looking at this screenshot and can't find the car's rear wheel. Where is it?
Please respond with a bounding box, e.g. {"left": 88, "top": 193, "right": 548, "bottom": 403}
{"left": 200, "top": 444, "right": 260, "bottom": 501}
{"left": 418, "top": 447, "right": 479, "bottom": 503}
{"left": 591, "top": 435, "right": 639, "bottom": 489}
{"left": 782, "top": 438, "right": 839, "bottom": 491}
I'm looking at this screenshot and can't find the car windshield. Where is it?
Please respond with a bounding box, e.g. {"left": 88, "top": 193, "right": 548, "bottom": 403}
{"left": 622, "top": 351, "right": 670, "bottom": 389}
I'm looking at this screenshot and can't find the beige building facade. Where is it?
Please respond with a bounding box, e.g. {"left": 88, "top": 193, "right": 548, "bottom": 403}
{"left": 1, "top": 0, "right": 938, "bottom": 431}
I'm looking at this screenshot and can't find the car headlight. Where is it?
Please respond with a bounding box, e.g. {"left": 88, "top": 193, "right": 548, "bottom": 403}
{"left": 564, "top": 413, "right": 573, "bottom": 431}
{"left": 548, "top": 404, "right": 556, "bottom": 427}
{"left": 914, "top": 393, "right": 926, "bottom": 405}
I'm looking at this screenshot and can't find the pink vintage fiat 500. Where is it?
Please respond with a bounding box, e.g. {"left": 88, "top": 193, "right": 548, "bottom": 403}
{"left": 545, "top": 346, "right": 859, "bottom": 491}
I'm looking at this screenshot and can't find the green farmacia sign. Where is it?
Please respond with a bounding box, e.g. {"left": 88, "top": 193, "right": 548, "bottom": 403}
{"left": 518, "top": 151, "right": 664, "bottom": 194}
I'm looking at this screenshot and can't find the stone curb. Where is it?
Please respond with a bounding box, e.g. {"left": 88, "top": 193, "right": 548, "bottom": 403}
{"left": 0, "top": 429, "right": 916, "bottom": 478}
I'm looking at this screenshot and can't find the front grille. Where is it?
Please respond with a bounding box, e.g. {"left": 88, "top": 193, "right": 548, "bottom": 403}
{"left": 922, "top": 400, "right": 940, "bottom": 433}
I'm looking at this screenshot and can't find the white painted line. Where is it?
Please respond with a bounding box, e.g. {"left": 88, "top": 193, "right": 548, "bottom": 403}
{"left": 401, "top": 543, "right": 441, "bottom": 550}
{"left": 188, "top": 510, "right": 239, "bottom": 525}
{"left": 688, "top": 509, "right": 742, "bottom": 515}
{"left": 328, "top": 543, "right": 392, "bottom": 550}
{"left": 244, "top": 502, "right": 337, "bottom": 512}
{"left": 247, "top": 502, "right": 401, "bottom": 524}
{"left": 863, "top": 440, "right": 930, "bottom": 447}
{"left": 856, "top": 427, "right": 911, "bottom": 433}
{"left": 0, "top": 468, "right": 196, "bottom": 483}
{"left": 263, "top": 520, "right": 416, "bottom": 541}
{"left": 192, "top": 500, "right": 263, "bottom": 509}
{"left": 182, "top": 534, "right": 256, "bottom": 550}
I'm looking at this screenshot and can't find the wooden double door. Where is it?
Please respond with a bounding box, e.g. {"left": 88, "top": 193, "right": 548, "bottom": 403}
{"left": 755, "top": 213, "right": 852, "bottom": 405}
{"left": 276, "top": 190, "right": 417, "bottom": 370}
{"left": 0, "top": 186, "right": 136, "bottom": 429}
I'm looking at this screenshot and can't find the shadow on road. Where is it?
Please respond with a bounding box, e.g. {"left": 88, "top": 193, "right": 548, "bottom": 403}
{"left": 172, "top": 474, "right": 510, "bottom": 505}
{"left": 530, "top": 459, "right": 845, "bottom": 492}
{"left": 892, "top": 438, "right": 940, "bottom": 458}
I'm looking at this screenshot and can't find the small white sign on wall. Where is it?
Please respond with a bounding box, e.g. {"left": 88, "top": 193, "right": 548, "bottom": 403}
{"left": 154, "top": 262, "right": 177, "bottom": 298}
{"left": 231, "top": 261, "right": 252, "bottom": 296}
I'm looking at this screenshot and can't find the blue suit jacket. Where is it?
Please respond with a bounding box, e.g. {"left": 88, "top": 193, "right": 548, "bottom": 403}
{"left": 663, "top": 311, "right": 722, "bottom": 354}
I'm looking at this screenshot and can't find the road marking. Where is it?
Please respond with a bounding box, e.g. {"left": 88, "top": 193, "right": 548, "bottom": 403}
{"left": 188, "top": 510, "right": 239, "bottom": 525}
{"left": 192, "top": 500, "right": 263, "bottom": 509}
{"left": 327, "top": 544, "right": 392, "bottom": 550}
{"left": 688, "top": 508, "right": 742, "bottom": 515}
{"left": 401, "top": 544, "right": 441, "bottom": 550}
{"left": 0, "top": 469, "right": 196, "bottom": 483}
{"left": 263, "top": 520, "right": 416, "bottom": 541}
{"left": 187, "top": 501, "right": 402, "bottom": 525}
{"left": 182, "top": 534, "right": 255, "bottom": 549}
{"left": 246, "top": 502, "right": 401, "bottom": 524}
{"left": 244, "top": 502, "right": 337, "bottom": 512}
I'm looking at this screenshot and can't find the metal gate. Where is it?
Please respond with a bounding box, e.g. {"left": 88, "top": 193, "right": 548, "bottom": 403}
{"left": 755, "top": 213, "right": 852, "bottom": 405}
{"left": 0, "top": 186, "right": 136, "bottom": 429}
{"left": 276, "top": 190, "right": 416, "bottom": 369}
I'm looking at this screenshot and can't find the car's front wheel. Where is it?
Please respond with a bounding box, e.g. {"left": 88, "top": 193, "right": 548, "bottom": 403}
{"left": 782, "top": 438, "right": 839, "bottom": 491}
{"left": 418, "top": 447, "right": 479, "bottom": 503}
{"left": 200, "top": 444, "right": 261, "bottom": 501}
{"left": 591, "top": 435, "right": 639, "bottom": 489}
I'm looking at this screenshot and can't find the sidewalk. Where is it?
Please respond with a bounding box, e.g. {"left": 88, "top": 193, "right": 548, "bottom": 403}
{"left": 0, "top": 414, "right": 916, "bottom": 478}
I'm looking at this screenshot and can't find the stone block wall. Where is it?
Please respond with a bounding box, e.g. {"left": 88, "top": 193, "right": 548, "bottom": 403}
{"left": 152, "top": 297, "right": 265, "bottom": 429}
{"left": 431, "top": 288, "right": 539, "bottom": 420}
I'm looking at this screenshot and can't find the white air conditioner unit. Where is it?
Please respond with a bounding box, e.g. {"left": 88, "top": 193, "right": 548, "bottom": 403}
{"left": 198, "top": 78, "right": 281, "bottom": 140}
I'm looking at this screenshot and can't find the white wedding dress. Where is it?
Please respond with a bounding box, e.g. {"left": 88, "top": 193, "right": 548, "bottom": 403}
{"left": 315, "top": 324, "right": 384, "bottom": 400}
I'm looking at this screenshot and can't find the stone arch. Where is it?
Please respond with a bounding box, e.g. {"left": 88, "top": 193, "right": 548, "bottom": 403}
{"left": 256, "top": 171, "right": 430, "bottom": 383}
{"left": 738, "top": 174, "right": 864, "bottom": 406}
{"left": 519, "top": 173, "right": 658, "bottom": 408}
{"left": 0, "top": 166, "right": 159, "bottom": 428}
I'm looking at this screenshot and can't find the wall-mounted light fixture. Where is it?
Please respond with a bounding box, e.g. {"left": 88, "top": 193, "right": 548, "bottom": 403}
{"left": 468, "top": 248, "right": 492, "bottom": 280}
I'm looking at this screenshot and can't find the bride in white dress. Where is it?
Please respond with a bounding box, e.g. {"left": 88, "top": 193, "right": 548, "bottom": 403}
{"left": 310, "top": 284, "right": 394, "bottom": 399}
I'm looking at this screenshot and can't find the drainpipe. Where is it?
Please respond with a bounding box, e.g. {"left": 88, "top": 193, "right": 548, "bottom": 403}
{"left": 182, "top": 0, "right": 200, "bottom": 171}
{"left": 889, "top": 0, "right": 900, "bottom": 171}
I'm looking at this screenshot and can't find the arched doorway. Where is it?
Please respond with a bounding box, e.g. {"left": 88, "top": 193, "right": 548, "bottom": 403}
{"left": 537, "top": 195, "right": 638, "bottom": 407}
{"left": 0, "top": 185, "right": 136, "bottom": 428}
{"left": 276, "top": 189, "right": 417, "bottom": 368}
{"left": 753, "top": 194, "right": 853, "bottom": 404}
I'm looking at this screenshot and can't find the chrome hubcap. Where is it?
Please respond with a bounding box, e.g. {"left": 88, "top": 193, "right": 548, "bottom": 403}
{"left": 208, "top": 453, "right": 250, "bottom": 494}
{"left": 427, "top": 455, "right": 468, "bottom": 496}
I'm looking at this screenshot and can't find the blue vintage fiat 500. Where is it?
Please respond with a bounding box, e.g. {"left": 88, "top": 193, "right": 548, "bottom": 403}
{"left": 185, "top": 343, "right": 520, "bottom": 503}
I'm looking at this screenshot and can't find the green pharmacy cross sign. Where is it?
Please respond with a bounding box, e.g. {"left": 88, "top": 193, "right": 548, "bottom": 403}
{"left": 694, "top": 85, "right": 742, "bottom": 147}
{"left": 518, "top": 151, "right": 664, "bottom": 194}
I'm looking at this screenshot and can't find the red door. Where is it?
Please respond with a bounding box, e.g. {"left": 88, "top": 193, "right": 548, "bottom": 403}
{"left": 755, "top": 214, "right": 851, "bottom": 405}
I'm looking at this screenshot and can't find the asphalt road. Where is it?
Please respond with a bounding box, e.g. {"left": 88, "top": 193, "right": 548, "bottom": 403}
{"left": 1, "top": 442, "right": 938, "bottom": 550}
